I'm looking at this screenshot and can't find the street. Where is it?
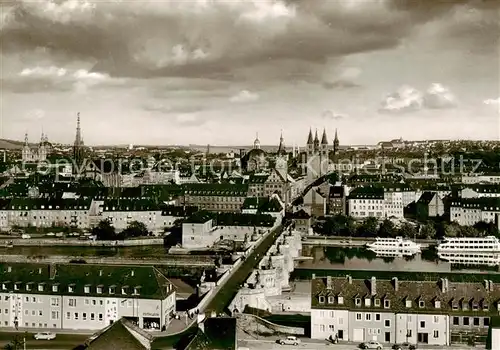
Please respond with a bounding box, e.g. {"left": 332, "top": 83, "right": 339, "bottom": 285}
{"left": 0, "top": 331, "right": 88, "bottom": 349}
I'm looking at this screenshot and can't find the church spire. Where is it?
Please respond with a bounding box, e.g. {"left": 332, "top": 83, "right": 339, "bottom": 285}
{"left": 333, "top": 128, "right": 339, "bottom": 155}
{"left": 253, "top": 132, "right": 260, "bottom": 149}
{"left": 321, "top": 128, "right": 328, "bottom": 145}
{"left": 277, "top": 129, "right": 286, "bottom": 155}
{"left": 73, "top": 112, "right": 85, "bottom": 167}
{"left": 307, "top": 128, "right": 313, "bottom": 145}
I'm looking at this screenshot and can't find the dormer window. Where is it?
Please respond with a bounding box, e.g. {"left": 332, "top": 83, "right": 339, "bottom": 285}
{"left": 133, "top": 287, "right": 140, "bottom": 295}
{"left": 84, "top": 286, "right": 90, "bottom": 294}
{"left": 365, "top": 298, "right": 371, "bottom": 307}
{"left": 38, "top": 283, "right": 44, "bottom": 292}
{"left": 109, "top": 286, "right": 116, "bottom": 294}
{"left": 406, "top": 299, "right": 412, "bottom": 308}
{"left": 26, "top": 283, "right": 32, "bottom": 291}
{"left": 419, "top": 300, "right": 425, "bottom": 308}
{"left": 472, "top": 300, "right": 479, "bottom": 311}
{"left": 52, "top": 285, "right": 58, "bottom": 292}
{"left": 384, "top": 299, "right": 391, "bottom": 309}
{"left": 14, "top": 283, "right": 19, "bottom": 291}
{"left": 374, "top": 298, "right": 380, "bottom": 307}
{"left": 452, "top": 299, "right": 459, "bottom": 310}
{"left": 121, "top": 286, "right": 128, "bottom": 295}
{"left": 97, "top": 286, "right": 103, "bottom": 294}
{"left": 338, "top": 296, "right": 344, "bottom": 305}
{"left": 355, "top": 297, "right": 361, "bottom": 307}
{"left": 1, "top": 283, "right": 6, "bottom": 291}
{"left": 462, "top": 299, "right": 469, "bottom": 311}
{"left": 482, "top": 300, "right": 489, "bottom": 311}
{"left": 435, "top": 300, "right": 441, "bottom": 309}
{"left": 319, "top": 296, "right": 325, "bottom": 303}
{"left": 328, "top": 296, "right": 334, "bottom": 304}
{"left": 68, "top": 285, "right": 74, "bottom": 293}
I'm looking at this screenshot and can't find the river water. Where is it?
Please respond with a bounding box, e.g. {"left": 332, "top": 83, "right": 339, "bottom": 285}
{"left": 298, "top": 245, "right": 493, "bottom": 273}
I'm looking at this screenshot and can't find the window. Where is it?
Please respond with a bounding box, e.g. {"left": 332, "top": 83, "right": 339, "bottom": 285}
{"left": 319, "top": 296, "right": 325, "bottom": 303}
{"left": 328, "top": 296, "right": 334, "bottom": 304}
{"left": 407, "top": 329, "right": 412, "bottom": 337}
{"left": 68, "top": 299, "right": 76, "bottom": 307}
{"left": 85, "top": 299, "right": 89, "bottom": 305}
{"left": 473, "top": 317, "right": 480, "bottom": 326}
{"left": 26, "top": 284, "right": 31, "bottom": 291}
{"left": 365, "top": 298, "right": 371, "bottom": 307}
{"left": 39, "top": 310, "right": 43, "bottom": 316}
{"left": 376, "top": 314, "right": 381, "bottom": 321}
{"left": 374, "top": 298, "right": 380, "bottom": 307}
{"left": 52, "top": 285, "right": 58, "bottom": 292}
{"left": 365, "top": 313, "right": 371, "bottom": 321}
{"left": 51, "top": 311, "right": 59, "bottom": 320}
{"left": 384, "top": 299, "right": 390, "bottom": 308}
{"left": 435, "top": 300, "right": 441, "bottom": 309}
{"left": 66, "top": 312, "right": 70, "bottom": 320}
{"left": 83, "top": 313, "right": 87, "bottom": 321}
{"left": 420, "top": 321, "right": 426, "bottom": 328}
{"left": 338, "top": 296, "right": 344, "bottom": 305}
{"left": 385, "top": 320, "right": 390, "bottom": 327}
{"left": 356, "top": 313, "right": 362, "bottom": 320}
{"left": 50, "top": 298, "right": 59, "bottom": 307}
{"left": 14, "top": 283, "right": 19, "bottom": 291}
{"left": 419, "top": 300, "right": 425, "bottom": 308}
{"left": 74, "top": 313, "right": 79, "bottom": 320}
{"left": 38, "top": 284, "right": 44, "bottom": 292}
{"left": 91, "top": 313, "right": 95, "bottom": 321}
{"left": 97, "top": 286, "right": 103, "bottom": 294}
{"left": 355, "top": 298, "right": 361, "bottom": 306}
{"left": 68, "top": 285, "right": 74, "bottom": 293}
{"left": 84, "top": 286, "right": 90, "bottom": 294}
{"left": 405, "top": 300, "right": 412, "bottom": 308}
{"left": 433, "top": 330, "right": 439, "bottom": 338}
{"left": 433, "top": 316, "right": 439, "bottom": 323}
{"left": 320, "top": 324, "right": 325, "bottom": 332}
{"left": 484, "top": 318, "right": 490, "bottom": 326}
{"left": 121, "top": 287, "right": 127, "bottom": 295}
{"left": 453, "top": 317, "right": 459, "bottom": 325}
{"left": 98, "top": 313, "right": 103, "bottom": 321}
{"left": 463, "top": 317, "right": 470, "bottom": 326}
{"left": 109, "top": 287, "right": 116, "bottom": 294}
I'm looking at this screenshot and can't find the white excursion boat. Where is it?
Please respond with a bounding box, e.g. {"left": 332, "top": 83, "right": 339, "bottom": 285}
{"left": 437, "top": 236, "right": 500, "bottom": 266}
{"left": 365, "top": 237, "right": 421, "bottom": 257}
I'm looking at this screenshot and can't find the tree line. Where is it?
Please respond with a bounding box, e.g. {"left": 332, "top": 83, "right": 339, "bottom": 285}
{"left": 313, "top": 215, "right": 499, "bottom": 240}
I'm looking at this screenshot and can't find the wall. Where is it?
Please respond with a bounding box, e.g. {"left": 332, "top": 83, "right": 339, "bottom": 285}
{"left": 348, "top": 311, "right": 396, "bottom": 343}
{"left": 7, "top": 238, "right": 164, "bottom": 247}
{"left": 237, "top": 313, "right": 305, "bottom": 336}
{"left": 311, "top": 309, "right": 349, "bottom": 340}
{"left": 396, "top": 313, "right": 449, "bottom": 346}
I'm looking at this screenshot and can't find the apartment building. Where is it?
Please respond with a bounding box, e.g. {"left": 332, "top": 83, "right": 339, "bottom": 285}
{"left": 347, "top": 186, "right": 384, "bottom": 219}
{"left": 450, "top": 198, "right": 500, "bottom": 226}
{"left": 2, "top": 198, "right": 92, "bottom": 229}
{"left": 98, "top": 199, "right": 161, "bottom": 232}
{"left": 247, "top": 169, "right": 290, "bottom": 204}
{"left": 462, "top": 173, "right": 500, "bottom": 184}
{"left": 461, "top": 184, "right": 500, "bottom": 199}
{"left": 311, "top": 275, "right": 500, "bottom": 346}
{"left": 328, "top": 185, "right": 346, "bottom": 215}
{"left": 181, "top": 183, "right": 248, "bottom": 212}
{"left": 0, "top": 263, "right": 175, "bottom": 331}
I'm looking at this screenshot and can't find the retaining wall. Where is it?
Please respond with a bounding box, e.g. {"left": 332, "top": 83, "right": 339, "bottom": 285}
{"left": 237, "top": 313, "right": 305, "bottom": 336}
{"left": 5, "top": 238, "right": 164, "bottom": 247}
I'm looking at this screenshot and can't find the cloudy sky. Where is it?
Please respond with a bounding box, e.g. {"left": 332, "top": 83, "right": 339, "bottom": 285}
{"left": 1, "top": 0, "right": 499, "bottom": 146}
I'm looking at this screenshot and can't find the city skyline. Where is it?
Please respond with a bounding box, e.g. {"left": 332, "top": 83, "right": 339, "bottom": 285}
{"left": 1, "top": 0, "right": 499, "bottom": 146}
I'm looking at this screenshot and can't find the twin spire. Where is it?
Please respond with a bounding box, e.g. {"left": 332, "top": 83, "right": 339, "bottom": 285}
{"left": 307, "top": 128, "right": 329, "bottom": 145}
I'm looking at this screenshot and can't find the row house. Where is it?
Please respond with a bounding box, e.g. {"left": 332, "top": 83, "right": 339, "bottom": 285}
{"left": 460, "top": 184, "right": 500, "bottom": 199}
{"left": 181, "top": 183, "right": 249, "bottom": 212}
{"left": 328, "top": 185, "right": 347, "bottom": 215}
{"left": 311, "top": 275, "right": 500, "bottom": 346}
{"left": 97, "top": 199, "right": 162, "bottom": 232}
{"left": 450, "top": 198, "right": 500, "bottom": 226}
{"left": 2, "top": 198, "right": 92, "bottom": 230}
{"left": 0, "top": 263, "right": 175, "bottom": 331}
{"left": 462, "top": 173, "right": 500, "bottom": 185}
{"left": 247, "top": 169, "right": 290, "bottom": 204}
{"left": 347, "top": 186, "right": 385, "bottom": 219}
{"left": 241, "top": 195, "right": 285, "bottom": 225}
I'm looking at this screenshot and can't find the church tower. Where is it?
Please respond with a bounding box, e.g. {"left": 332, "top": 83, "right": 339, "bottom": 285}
{"left": 38, "top": 132, "right": 47, "bottom": 161}
{"left": 73, "top": 112, "right": 85, "bottom": 169}
{"left": 333, "top": 128, "right": 339, "bottom": 156}
{"left": 253, "top": 132, "right": 261, "bottom": 150}
{"left": 22, "top": 133, "right": 31, "bottom": 162}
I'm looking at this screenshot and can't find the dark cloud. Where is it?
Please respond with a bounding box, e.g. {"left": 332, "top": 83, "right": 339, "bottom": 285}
{"left": 1, "top": 0, "right": 497, "bottom": 81}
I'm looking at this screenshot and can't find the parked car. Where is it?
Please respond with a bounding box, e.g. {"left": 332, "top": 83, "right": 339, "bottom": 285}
{"left": 34, "top": 332, "right": 56, "bottom": 340}
{"left": 392, "top": 343, "right": 416, "bottom": 350}
{"left": 360, "top": 341, "right": 383, "bottom": 349}
{"left": 277, "top": 336, "right": 301, "bottom": 346}
{"left": 21, "top": 234, "right": 31, "bottom": 239}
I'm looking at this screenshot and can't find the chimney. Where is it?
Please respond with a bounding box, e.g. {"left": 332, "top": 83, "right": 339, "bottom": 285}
{"left": 489, "top": 280, "right": 494, "bottom": 292}
{"left": 445, "top": 278, "right": 449, "bottom": 291}
{"left": 371, "top": 277, "right": 377, "bottom": 296}
{"left": 392, "top": 277, "right": 399, "bottom": 292}
{"left": 484, "top": 280, "right": 489, "bottom": 291}
{"left": 441, "top": 278, "right": 448, "bottom": 293}
{"left": 326, "top": 276, "right": 333, "bottom": 289}
{"left": 347, "top": 275, "right": 352, "bottom": 284}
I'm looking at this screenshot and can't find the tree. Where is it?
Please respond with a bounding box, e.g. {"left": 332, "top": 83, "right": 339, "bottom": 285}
{"left": 459, "top": 225, "right": 480, "bottom": 238}
{"left": 120, "top": 221, "right": 148, "bottom": 239}
{"left": 378, "top": 219, "right": 397, "bottom": 238}
{"left": 399, "top": 222, "right": 417, "bottom": 238}
{"left": 444, "top": 223, "right": 460, "bottom": 237}
{"left": 357, "top": 217, "right": 379, "bottom": 237}
{"left": 474, "top": 221, "right": 498, "bottom": 236}
{"left": 419, "top": 223, "right": 436, "bottom": 240}
{"left": 4, "top": 336, "right": 24, "bottom": 350}
{"left": 92, "top": 219, "right": 116, "bottom": 241}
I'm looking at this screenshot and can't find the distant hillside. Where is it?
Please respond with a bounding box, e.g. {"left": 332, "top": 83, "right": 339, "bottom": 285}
{"left": 0, "top": 139, "right": 24, "bottom": 149}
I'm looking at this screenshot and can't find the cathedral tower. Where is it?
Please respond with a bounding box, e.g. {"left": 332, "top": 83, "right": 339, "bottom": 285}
{"left": 73, "top": 112, "right": 85, "bottom": 168}
{"left": 333, "top": 128, "right": 339, "bottom": 156}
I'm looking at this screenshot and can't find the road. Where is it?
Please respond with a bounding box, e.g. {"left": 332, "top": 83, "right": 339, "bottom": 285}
{"left": 0, "top": 331, "right": 88, "bottom": 349}
{"left": 152, "top": 225, "right": 284, "bottom": 348}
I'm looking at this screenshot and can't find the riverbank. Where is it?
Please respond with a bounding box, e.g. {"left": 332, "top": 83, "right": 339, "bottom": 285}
{"left": 302, "top": 235, "right": 436, "bottom": 248}
{"left": 0, "top": 237, "right": 165, "bottom": 247}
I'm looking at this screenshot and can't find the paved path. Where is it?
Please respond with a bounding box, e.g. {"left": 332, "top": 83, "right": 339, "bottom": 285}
{"left": 0, "top": 331, "right": 88, "bottom": 349}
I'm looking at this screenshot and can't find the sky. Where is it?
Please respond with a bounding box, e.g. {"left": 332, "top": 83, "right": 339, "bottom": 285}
{"left": 1, "top": 0, "right": 499, "bottom": 146}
